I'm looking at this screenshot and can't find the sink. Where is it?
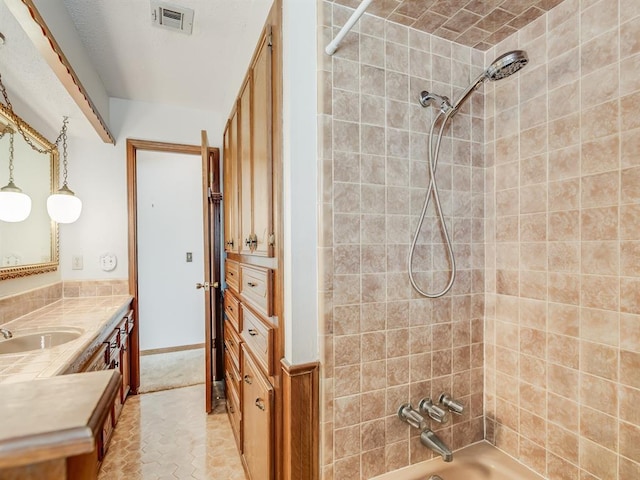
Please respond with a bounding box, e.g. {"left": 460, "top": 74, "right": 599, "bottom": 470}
{"left": 0, "top": 328, "right": 83, "bottom": 354}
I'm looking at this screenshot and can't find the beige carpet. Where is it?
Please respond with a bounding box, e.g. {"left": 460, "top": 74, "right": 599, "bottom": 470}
{"left": 139, "top": 348, "right": 205, "bottom": 394}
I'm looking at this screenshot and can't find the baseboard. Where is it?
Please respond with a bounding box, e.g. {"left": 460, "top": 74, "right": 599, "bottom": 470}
{"left": 140, "top": 343, "right": 205, "bottom": 356}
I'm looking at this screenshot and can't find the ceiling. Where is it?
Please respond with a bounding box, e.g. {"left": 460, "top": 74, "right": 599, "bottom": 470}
{"left": 0, "top": 0, "right": 566, "bottom": 144}
{"left": 334, "top": 0, "right": 566, "bottom": 50}
{"left": 0, "top": 0, "right": 273, "bottom": 142}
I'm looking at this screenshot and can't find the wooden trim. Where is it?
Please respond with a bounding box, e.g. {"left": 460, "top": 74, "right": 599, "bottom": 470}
{"left": 281, "top": 360, "right": 319, "bottom": 480}
{"left": 7, "top": 0, "right": 115, "bottom": 143}
{"left": 126, "top": 138, "right": 203, "bottom": 395}
{"left": 140, "top": 343, "right": 205, "bottom": 356}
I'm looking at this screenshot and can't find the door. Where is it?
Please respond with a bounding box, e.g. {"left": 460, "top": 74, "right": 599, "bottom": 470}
{"left": 201, "top": 130, "right": 222, "bottom": 413}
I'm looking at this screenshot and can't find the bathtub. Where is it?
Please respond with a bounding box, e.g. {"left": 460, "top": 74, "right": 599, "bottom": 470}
{"left": 371, "top": 441, "right": 545, "bottom": 480}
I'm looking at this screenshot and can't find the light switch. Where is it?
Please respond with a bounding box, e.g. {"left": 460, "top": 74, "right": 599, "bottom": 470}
{"left": 72, "top": 255, "right": 83, "bottom": 270}
{"left": 186, "top": 252, "right": 193, "bottom": 262}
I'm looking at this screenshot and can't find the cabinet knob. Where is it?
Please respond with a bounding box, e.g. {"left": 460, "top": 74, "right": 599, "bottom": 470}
{"left": 255, "top": 398, "right": 265, "bottom": 411}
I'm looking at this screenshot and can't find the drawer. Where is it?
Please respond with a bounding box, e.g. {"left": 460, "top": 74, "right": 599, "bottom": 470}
{"left": 83, "top": 344, "right": 108, "bottom": 372}
{"left": 226, "top": 259, "right": 240, "bottom": 292}
{"left": 224, "top": 289, "right": 242, "bottom": 333}
{"left": 125, "top": 309, "right": 135, "bottom": 333}
{"left": 224, "top": 319, "right": 242, "bottom": 372}
{"left": 239, "top": 264, "right": 273, "bottom": 318}
{"left": 241, "top": 305, "right": 274, "bottom": 376}
{"left": 227, "top": 375, "right": 242, "bottom": 450}
{"left": 225, "top": 351, "right": 241, "bottom": 397}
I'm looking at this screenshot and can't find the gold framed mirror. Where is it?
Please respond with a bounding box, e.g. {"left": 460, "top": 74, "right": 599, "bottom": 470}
{"left": 0, "top": 103, "right": 59, "bottom": 280}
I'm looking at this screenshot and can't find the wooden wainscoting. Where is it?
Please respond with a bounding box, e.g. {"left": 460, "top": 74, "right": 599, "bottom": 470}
{"left": 281, "top": 360, "right": 319, "bottom": 480}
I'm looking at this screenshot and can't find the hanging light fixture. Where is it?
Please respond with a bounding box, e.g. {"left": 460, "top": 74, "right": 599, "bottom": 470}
{"left": 0, "top": 68, "right": 82, "bottom": 224}
{"left": 47, "top": 117, "right": 82, "bottom": 223}
{"left": 0, "top": 129, "right": 31, "bottom": 222}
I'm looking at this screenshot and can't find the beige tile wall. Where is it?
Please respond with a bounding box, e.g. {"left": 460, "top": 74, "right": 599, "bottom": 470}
{"left": 319, "top": 2, "right": 486, "bottom": 478}
{"left": 0, "top": 280, "right": 129, "bottom": 325}
{"left": 484, "top": 0, "right": 640, "bottom": 478}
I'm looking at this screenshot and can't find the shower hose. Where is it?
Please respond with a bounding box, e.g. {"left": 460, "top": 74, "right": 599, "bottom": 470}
{"left": 408, "top": 110, "right": 456, "bottom": 298}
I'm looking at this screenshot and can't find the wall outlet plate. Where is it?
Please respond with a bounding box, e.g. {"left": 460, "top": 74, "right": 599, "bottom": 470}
{"left": 99, "top": 253, "right": 117, "bottom": 272}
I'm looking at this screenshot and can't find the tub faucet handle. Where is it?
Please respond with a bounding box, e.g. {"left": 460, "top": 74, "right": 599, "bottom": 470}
{"left": 439, "top": 393, "right": 464, "bottom": 415}
{"left": 397, "top": 403, "right": 425, "bottom": 430}
{"left": 418, "top": 397, "right": 448, "bottom": 423}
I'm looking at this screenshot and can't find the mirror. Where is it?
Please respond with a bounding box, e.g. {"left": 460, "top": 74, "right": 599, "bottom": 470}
{"left": 0, "top": 103, "right": 58, "bottom": 280}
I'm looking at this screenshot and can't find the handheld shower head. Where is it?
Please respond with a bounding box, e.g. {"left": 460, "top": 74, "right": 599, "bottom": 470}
{"left": 448, "top": 50, "right": 529, "bottom": 115}
{"left": 485, "top": 50, "right": 529, "bottom": 80}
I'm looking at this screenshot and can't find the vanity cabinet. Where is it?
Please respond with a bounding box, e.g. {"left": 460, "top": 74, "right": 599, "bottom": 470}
{"left": 76, "top": 307, "right": 135, "bottom": 464}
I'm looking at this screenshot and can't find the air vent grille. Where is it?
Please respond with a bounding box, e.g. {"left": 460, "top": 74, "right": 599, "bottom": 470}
{"left": 151, "top": 1, "right": 194, "bottom": 35}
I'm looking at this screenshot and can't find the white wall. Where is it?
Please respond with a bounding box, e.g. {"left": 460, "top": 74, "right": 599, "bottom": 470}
{"left": 60, "top": 98, "right": 225, "bottom": 280}
{"left": 282, "top": 0, "right": 318, "bottom": 364}
{"left": 136, "top": 150, "right": 204, "bottom": 351}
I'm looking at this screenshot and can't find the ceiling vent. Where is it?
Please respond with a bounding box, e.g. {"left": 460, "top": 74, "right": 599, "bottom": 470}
{"left": 150, "top": 1, "right": 194, "bottom": 35}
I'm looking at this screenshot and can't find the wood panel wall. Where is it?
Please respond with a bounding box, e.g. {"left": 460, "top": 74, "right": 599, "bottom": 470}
{"left": 281, "top": 360, "right": 319, "bottom": 480}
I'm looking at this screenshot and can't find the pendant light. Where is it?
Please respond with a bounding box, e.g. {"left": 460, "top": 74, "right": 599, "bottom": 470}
{"left": 47, "top": 117, "right": 82, "bottom": 224}
{"left": 0, "top": 130, "right": 31, "bottom": 222}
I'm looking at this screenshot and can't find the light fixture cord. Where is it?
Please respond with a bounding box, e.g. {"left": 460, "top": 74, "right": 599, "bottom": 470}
{"left": 61, "top": 117, "right": 69, "bottom": 187}
{"left": 0, "top": 72, "right": 66, "bottom": 153}
{"left": 7, "top": 131, "right": 14, "bottom": 183}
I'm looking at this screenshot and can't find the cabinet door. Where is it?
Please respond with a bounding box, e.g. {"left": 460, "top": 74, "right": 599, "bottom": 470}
{"left": 223, "top": 111, "right": 239, "bottom": 253}
{"left": 250, "top": 30, "right": 273, "bottom": 257}
{"left": 239, "top": 78, "right": 253, "bottom": 255}
{"left": 242, "top": 347, "right": 273, "bottom": 480}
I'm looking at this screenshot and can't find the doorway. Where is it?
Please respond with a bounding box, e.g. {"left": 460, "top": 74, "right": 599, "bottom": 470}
{"left": 126, "top": 138, "right": 221, "bottom": 411}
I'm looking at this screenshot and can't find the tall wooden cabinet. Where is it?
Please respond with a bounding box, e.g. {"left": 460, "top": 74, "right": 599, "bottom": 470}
{"left": 222, "top": 12, "right": 280, "bottom": 480}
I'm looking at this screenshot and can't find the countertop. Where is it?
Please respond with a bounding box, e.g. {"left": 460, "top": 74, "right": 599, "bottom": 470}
{"left": 0, "top": 369, "right": 121, "bottom": 469}
{"left": 0, "top": 296, "right": 133, "bottom": 383}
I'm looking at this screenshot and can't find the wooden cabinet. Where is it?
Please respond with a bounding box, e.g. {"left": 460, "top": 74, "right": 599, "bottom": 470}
{"left": 223, "top": 109, "right": 239, "bottom": 253}
{"left": 249, "top": 31, "right": 273, "bottom": 257}
{"left": 242, "top": 345, "right": 274, "bottom": 480}
{"left": 77, "top": 308, "right": 134, "bottom": 465}
{"left": 225, "top": 29, "right": 274, "bottom": 258}
{"left": 222, "top": 8, "right": 282, "bottom": 479}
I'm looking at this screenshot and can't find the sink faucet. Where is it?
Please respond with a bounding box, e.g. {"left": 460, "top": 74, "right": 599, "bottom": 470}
{"left": 0, "top": 328, "right": 12, "bottom": 339}
{"left": 420, "top": 429, "right": 453, "bottom": 462}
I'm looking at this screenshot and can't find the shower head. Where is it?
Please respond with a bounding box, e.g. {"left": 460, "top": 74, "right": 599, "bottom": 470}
{"left": 484, "top": 50, "right": 529, "bottom": 81}
{"left": 448, "top": 50, "right": 529, "bottom": 115}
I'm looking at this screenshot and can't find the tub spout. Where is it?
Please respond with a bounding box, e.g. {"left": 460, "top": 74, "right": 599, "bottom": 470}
{"left": 420, "top": 429, "right": 453, "bottom": 462}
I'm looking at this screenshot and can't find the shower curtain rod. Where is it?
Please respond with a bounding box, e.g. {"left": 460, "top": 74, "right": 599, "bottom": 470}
{"left": 325, "top": 0, "right": 373, "bottom": 55}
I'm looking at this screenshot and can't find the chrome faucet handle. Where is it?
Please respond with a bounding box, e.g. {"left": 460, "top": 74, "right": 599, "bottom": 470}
{"left": 418, "top": 397, "right": 448, "bottom": 424}
{"left": 439, "top": 393, "right": 464, "bottom": 415}
{"left": 397, "top": 403, "right": 426, "bottom": 430}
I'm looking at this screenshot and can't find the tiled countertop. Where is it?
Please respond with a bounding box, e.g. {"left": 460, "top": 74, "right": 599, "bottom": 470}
{"left": 0, "top": 369, "right": 121, "bottom": 469}
{"left": 0, "top": 296, "right": 133, "bottom": 383}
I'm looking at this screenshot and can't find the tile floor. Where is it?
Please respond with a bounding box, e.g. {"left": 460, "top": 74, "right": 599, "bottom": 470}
{"left": 98, "top": 384, "right": 247, "bottom": 480}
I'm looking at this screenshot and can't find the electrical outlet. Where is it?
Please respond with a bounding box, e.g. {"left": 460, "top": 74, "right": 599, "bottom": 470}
{"left": 72, "top": 255, "right": 83, "bottom": 270}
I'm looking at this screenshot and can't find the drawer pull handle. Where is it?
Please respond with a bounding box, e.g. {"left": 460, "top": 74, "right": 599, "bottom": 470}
{"left": 229, "top": 404, "right": 235, "bottom": 413}
{"left": 228, "top": 306, "right": 234, "bottom": 312}
{"left": 244, "top": 375, "right": 252, "bottom": 385}
{"left": 255, "top": 398, "right": 265, "bottom": 411}
{"left": 248, "top": 329, "right": 259, "bottom": 336}
{"left": 229, "top": 272, "right": 235, "bottom": 276}
{"left": 247, "top": 282, "right": 258, "bottom": 287}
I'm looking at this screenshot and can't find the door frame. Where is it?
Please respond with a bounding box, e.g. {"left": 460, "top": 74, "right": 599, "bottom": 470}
{"left": 126, "top": 139, "right": 218, "bottom": 400}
